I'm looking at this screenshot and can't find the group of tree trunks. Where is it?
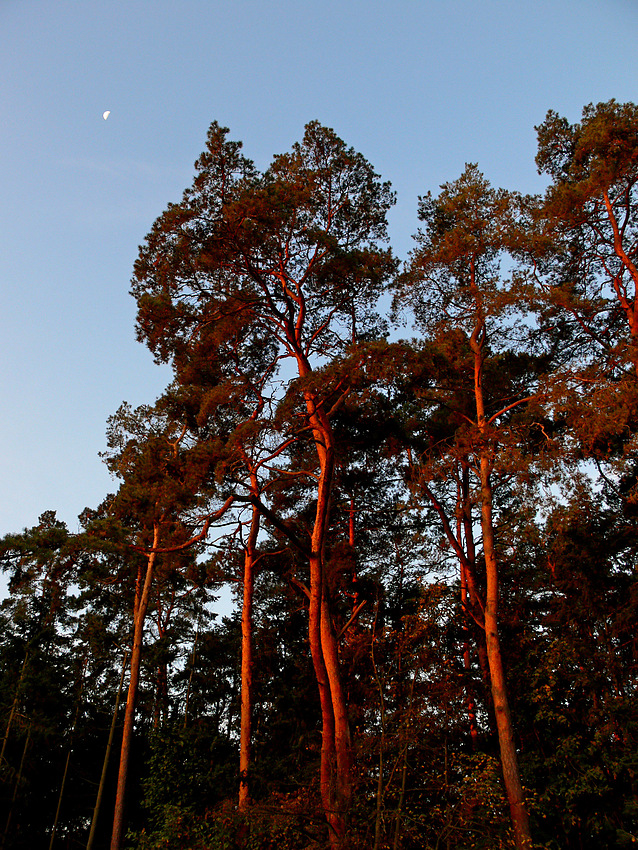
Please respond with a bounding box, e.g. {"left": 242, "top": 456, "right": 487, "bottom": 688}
{"left": 1, "top": 101, "right": 637, "bottom": 849}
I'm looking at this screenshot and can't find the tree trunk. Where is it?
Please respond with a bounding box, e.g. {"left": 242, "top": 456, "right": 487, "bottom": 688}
{"left": 183, "top": 625, "right": 199, "bottom": 730}
{"left": 49, "top": 661, "right": 86, "bottom": 850}
{"left": 152, "top": 660, "right": 168, "bottom": 729}
{"left": 480, "top": 458, "right": 532, "bottom": 850}
{"left": 309, "top": 549, "right": 338, "bottom": 841}
{"left": 470, "top": 306, "right": 532, "bottom": 850}
{"left": 110, "top": 525, "right": 159, "bottom": 850}
{"left": 267, "top": 351, "right": 352, "bottom": 846}
{"left": 87, "top": 651, "right": 128, "bottom": 850}
{"left": 458, "top": 465, "right": 479, "bottom": 750}
{"left": 460, "top": 564, "right": 479, "bottom": 750}
{"left": 0, "top": 651, "right": 28, "bottom": 766}
{"left": 304, "top": 393, "right": 352, "bottom": 848}
{"left": 321, "top": 593, "right": 352, "bottom": 835}
{"left": 371, "top": 604, "right": 386, "bottom": 850}
{"left": 239, "top": 500, "right": 260, "bottom": 809}
{"left": 1, "top": 723, "right": 31, "bottom": 850}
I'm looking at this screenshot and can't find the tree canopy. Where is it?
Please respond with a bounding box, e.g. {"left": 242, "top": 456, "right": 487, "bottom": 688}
{"left": 1, "top": 103, "right": 637, "bottom": 850}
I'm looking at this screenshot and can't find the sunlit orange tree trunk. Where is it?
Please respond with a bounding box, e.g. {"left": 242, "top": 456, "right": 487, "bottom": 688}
{"left": 238, "top": 470, "right": 261, "bottom": 810}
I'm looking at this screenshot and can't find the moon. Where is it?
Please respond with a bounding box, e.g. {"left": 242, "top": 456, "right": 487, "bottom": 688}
{"left": 102, "top": 111, "right": 111, "bottom": 120}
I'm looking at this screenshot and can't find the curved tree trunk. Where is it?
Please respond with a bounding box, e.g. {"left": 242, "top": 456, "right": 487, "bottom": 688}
{"left": 308, "top": 476, "right": 340, "bottom": 843}
{"left": 321, "top": 593, "right": 352, "bottom": 835}
{"left": 302, "top": 381, "right": 352, "bottom": 847}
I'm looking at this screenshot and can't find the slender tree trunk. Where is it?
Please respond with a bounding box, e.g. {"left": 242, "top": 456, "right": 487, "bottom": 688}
{"left": 392, "top": 746, "right": 408, "bottom": 850}
{"left": 371, "top": 604, "right": 385, "bottom": 850}
{"left": 110, "top": 525, "right": 159, "bottom": 850}
{"left": 480, "top": 459, "right": 532, "bottom": 850}
{"left": 87, "top": 651, "right": 128, "bottom": 850}
{"left": 471, "top": 309, "right": 532, "bottom": 850}
{"left": 183, "top": 624, "right": 199, "bottom": 730}
{"left": 152, "top": 602, "right": 169, "bottom": 730}
{"left": 480, "top": 448, "right": 532, "bottom": 850}
{"left": 392, "top": 670, "right": 416, "bottom": 850}
{"left": 306, "top": 441, "right": 345, "bottom": 844}
{"left": 49, "top": 660, "right": 86, "bottom": 850}
{"left": 239, "top": 499, "right": 260, "bottom": 809}
{"left": 460, "top": 563, "right": 479, "bottom": 750}
{"left": 0, "top": 651, "right": 29, "bottom": 768}
{"left": 1, "top": 723, "right": 31, "bottom": 850}
{"left": 49, "top": 752, "right": 72, "bottom": 850}
{"left": 152, "top": 660, "right": 168, "bottom": 730}
{"left": 457, "top": 467, "right": 479, "bottom": 750}
{"left": 321, "top": 594, "right": 352, "bottom": 834}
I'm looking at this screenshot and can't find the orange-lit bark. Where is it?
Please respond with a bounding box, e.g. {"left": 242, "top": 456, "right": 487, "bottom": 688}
{"left": 471, "top": 310, "right": 532, "bottom": 850}
{"left": 310, "top": 552, "right": 338, "bottom": 831}
{"left": 300, "top": 365, "right": 352, "bottom": 847}
{"left": 321, "top": 594, "right": 352, "bottom": 831}
{"left": 239, "top": 499, "right": 260, "bottom": 810}
{"left": 480, "top": 459, "right": 532, "bottom": 850}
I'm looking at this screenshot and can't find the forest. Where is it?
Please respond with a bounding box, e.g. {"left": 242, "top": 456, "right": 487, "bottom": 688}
{"left": 0, "top": 100, "right": 637, "bottom": 850}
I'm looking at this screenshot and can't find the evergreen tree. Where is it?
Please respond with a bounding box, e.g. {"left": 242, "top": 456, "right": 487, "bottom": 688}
{"left": 131, "top": 120, "right": 396, "bottom": 846}
{"left": 395, "top": 164, "right": 544, "bottom": 849}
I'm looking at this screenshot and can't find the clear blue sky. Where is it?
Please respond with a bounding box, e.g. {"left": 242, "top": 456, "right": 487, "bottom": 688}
{"left": 1, "top": 0, "right": 637, "bottom": 537}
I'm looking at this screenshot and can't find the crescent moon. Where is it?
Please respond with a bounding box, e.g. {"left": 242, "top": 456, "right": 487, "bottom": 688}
{"left": 103, "top": 111, "right": 111, "bottom": 120}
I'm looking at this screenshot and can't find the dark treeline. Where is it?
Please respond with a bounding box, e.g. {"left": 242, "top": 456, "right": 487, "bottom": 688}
{"left": 1, "top": 101, "right": 637, "bottom": 850}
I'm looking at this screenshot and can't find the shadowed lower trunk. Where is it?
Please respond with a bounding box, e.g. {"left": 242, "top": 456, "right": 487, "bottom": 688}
{"left": 480, "top": 457, "right": 532, "bottom": 850}
{"left": 239, "top": 500, "right": 260, "bottom": 809}
{"left": 87, "top": 651, "right": 128, "bottom": 850}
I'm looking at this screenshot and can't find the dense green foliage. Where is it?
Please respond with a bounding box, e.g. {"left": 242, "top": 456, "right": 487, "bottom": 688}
{"left": 1, "top": 101, "right": 637, "bottom": 848}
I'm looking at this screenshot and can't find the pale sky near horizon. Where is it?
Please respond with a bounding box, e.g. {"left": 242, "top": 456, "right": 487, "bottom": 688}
{"left": 1, "top": 0, "right": 637, "bottom": 538}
